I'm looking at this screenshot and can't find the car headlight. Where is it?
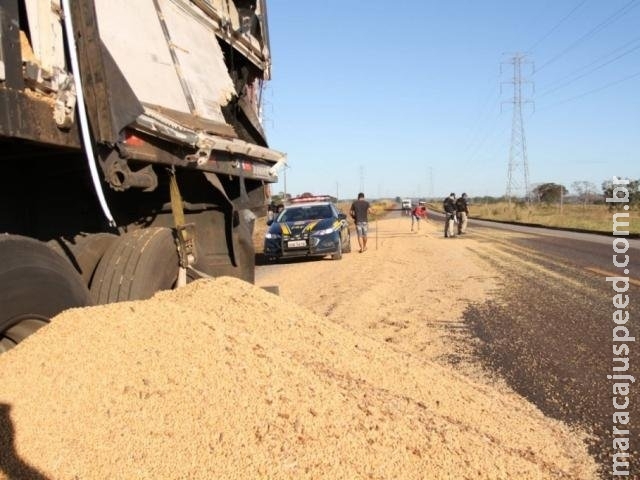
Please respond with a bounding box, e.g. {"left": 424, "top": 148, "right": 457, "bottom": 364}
{"left": 312, "top": 227, "right": 335, "bottom": 236}
{"left": 265, "top": 232, "right": 281, "bottom": 239}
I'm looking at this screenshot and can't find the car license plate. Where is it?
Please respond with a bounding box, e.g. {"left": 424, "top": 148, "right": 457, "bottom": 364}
{"left": 287, "top": 240, "right": 306, "bottom": 248}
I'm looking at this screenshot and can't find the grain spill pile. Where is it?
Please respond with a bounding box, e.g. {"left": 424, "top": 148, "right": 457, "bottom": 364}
{"left": 0, "top": 277, "right": 597, "bottom": 479}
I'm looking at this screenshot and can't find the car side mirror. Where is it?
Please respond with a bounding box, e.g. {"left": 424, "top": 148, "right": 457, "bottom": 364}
{"left": 266, "top": 219, "right": 274, "bottom": 226}
{"left": 338, "top": 213, "right": 347, "bottom": 220}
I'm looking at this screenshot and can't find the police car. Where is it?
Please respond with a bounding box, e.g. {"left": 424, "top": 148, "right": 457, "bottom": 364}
{"left": 263, "top": 196, "right": 351, "bottom": 262}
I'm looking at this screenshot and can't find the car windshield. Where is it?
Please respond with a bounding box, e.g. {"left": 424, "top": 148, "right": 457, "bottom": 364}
{"left": 278, "top": 205, "right": 334, "bottom": 222}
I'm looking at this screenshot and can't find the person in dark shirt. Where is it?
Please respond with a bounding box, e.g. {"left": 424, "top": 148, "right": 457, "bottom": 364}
{"left": 443, "top": 193, "right": 457, "bottom": 238}
{"left": 349, "top": 192, "right": 372, "bottom": 252}
{"left": 455, "top": 193, "right": 469, "bottom": 234}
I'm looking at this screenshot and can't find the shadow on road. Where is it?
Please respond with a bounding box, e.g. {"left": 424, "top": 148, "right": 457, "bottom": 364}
{"left": 374, "top": 232, "right": 430, "bottom": 239}
{"left": 255, "top": 253, "right": 327, "bottom": 266}
{"left": 0, "top": 403, "right": 50, "bottom": 480}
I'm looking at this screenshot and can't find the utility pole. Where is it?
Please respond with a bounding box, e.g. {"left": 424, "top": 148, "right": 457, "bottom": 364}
{"left": 428, "top": 166, "right": 434, "bottom": 199}
{"left": 502, "top": 53, "right": 533, "bottom": 204}
{"left": 283, "top": 165, "right": 289, "bottom": 201}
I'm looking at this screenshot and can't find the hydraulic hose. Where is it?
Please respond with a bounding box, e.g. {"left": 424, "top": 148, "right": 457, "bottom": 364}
{"left": 61, "top": 0, "right": 116, "bottom": 227}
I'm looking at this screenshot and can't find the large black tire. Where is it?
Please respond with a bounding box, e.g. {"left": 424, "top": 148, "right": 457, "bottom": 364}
{"left": 49, "top": 233, "right": 118, "bottom": 286}
{"left": 0, "top": 235, "right": 92, "bottom": 353}
{"left": 90, "top": 227, "right": 179, "bottom": 304}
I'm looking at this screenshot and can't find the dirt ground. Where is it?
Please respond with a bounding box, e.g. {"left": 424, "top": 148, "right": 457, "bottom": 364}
{"left": 0, "top": 214, "right": 600, "bottom": 479}
{"left": 255, "top": 213, "right": 494, "bottom": 369}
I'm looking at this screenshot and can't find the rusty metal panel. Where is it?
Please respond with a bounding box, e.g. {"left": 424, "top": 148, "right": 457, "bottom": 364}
{"left": 0, "top": 89, "right": 80, "bottom": 148}
{"left": 0, "top": 0, "right": 24, "bottom": 89}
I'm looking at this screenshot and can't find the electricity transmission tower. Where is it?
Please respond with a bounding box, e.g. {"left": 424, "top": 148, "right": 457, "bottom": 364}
{"left": 502, "top": 53, "right": 534, "bottom": 203}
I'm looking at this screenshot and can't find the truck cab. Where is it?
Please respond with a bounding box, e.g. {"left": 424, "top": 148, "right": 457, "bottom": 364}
{"left": 401, "top": 199, "right": 412, "bottom": 214}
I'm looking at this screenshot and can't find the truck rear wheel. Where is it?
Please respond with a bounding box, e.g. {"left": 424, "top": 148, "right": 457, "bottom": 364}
{"left": 49, "top": 233, "right": 118, "bottom": 286}
{"left": 0, "top": 235, "right": 93, "bottom": 353}
{"left": 90, "top": 227, "right": 180, "bottom": 304}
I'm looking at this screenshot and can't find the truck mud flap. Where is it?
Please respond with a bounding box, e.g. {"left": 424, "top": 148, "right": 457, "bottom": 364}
{"left": 203, "top": 171, "right": 240, "bottom": 268}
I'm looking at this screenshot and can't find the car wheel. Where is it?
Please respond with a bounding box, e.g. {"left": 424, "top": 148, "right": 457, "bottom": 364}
{"left": 331, "top": 237, "right": 343, "bottom": 260}
{"left": 343, "top": 230, "right": 352, "bottom": 253}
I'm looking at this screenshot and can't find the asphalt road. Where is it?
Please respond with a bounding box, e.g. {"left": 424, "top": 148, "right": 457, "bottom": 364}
{"left": 444, "top": 212, "right": 640, "bottom": 478}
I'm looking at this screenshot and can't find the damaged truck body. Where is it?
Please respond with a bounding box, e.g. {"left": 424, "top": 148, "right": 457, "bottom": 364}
{"left": 0, "top": 0, "right": 285, "bottom": 351}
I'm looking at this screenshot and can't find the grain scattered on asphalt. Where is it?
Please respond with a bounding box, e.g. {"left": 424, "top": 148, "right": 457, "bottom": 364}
{"left": 0, "top": 216, "right": 599, "bottom": 479}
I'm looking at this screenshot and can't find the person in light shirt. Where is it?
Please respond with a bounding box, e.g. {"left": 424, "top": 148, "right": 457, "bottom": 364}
{"left": 455, "top": 193, "right": 470, "bottom": 234}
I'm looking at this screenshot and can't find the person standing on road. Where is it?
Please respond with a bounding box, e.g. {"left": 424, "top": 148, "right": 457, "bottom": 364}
{"left": 455, "top": 193, "right": 469, "bottom": 234}
{"left": 267, "top": 200, "right": 277, "bottom": 223}
{"left": 443, "top": 193, "right": 457, "bottom": 238}
{"left": 411, "top": 201, "right": 427, "bottom": 232}
{"left": 350, "top": 192, "right": 372, "bottom": 252}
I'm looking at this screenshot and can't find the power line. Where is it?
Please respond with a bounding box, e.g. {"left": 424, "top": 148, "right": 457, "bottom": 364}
{"left": 462, "top": 83, "right": 501, "bottom": 155}
{"left": 537, "top": 40, "right": 640, "bottom": 97}
{"left": 527, "top": 0, "right": 589, "bottom": 52}
{"left": 537, "top": 35, "right": 640, "bottom": 96}
{"left": 535, "top": 0, "right": 639, "bottom": 73}
{"left": 538, "top": 69, "right": 640, "bottom": 110}
{"left": 464, "top": 122, "right": 511, "bottom": 186}
{"left": 466, "top": 112, "right": 506, "bottom": 165}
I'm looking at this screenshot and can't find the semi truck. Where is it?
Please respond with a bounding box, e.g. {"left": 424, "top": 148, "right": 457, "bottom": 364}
{"left": 0, "top": 0, "right": 285, "bottom": 352}
{"left": 401, "top": 198, "right": 411, "bottom": 215}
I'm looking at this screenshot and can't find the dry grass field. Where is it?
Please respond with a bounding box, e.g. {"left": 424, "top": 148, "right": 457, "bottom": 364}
{"left": 463, "top": 201, "right": 638, "bottom": 234}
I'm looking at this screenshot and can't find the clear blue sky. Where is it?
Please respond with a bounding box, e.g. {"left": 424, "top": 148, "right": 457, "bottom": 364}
{"left": 262, "top": 0, "right": 640, "bottom": 200}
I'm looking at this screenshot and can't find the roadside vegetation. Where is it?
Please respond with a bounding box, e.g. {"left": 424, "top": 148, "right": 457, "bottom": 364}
{"left": 469, "top": 201, "right": 639, "bottom": 234}
{"left": 427, "top": 178, "right": 639, "bottom": 235}
{"left": 336, "top": 199, "right": 392, "bottom": 220}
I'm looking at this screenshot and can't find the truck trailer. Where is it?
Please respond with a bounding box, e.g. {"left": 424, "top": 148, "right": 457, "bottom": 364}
{"left": 0, "top": 0, "right": 285, "bottom": 352}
